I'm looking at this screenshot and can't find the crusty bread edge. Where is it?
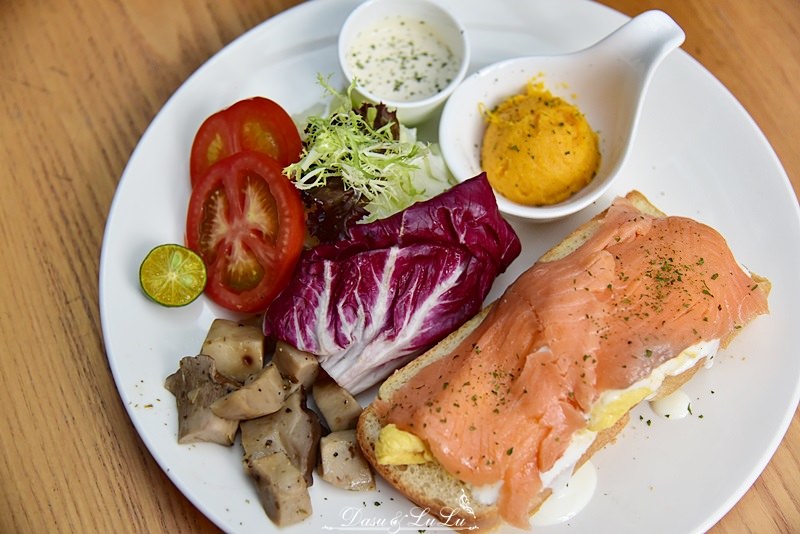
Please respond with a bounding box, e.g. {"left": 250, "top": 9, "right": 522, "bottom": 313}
{"left": 357, "top": 191, "right": 768, "bottom": 529}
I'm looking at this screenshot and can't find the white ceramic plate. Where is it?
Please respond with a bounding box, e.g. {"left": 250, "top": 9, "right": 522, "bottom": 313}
{"left": 99, "top": 1, "right": 800, "bottom": 533}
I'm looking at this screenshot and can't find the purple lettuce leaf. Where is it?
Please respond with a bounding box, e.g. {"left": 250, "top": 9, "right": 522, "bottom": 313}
{"left": 263, "top": 173, "right": 521, "bottom": 394}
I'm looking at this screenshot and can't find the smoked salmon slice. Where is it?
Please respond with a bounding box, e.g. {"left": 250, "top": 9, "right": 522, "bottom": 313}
{"left": 379, "top": 194, "right": 770, "bottom": 527}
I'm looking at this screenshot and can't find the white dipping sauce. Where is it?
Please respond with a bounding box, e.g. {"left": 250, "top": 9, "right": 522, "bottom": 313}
{"left": 650, "top": 389, "right": 692, "bottom": 419}
{"left": 345, "top": 16, "right": 459, "bottom": 102}
{"left": 532, "top": 461, "right": 597, "bottom": 527}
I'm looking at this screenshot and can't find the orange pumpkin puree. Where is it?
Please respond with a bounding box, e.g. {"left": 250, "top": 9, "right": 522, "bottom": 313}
{"left": 481, "top": 81, "right": 600, "bottom": 206}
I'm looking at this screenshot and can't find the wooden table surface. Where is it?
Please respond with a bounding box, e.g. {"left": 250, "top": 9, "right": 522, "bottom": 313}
{"left": 2, "top": 0, "right": 798, "bottom": 532}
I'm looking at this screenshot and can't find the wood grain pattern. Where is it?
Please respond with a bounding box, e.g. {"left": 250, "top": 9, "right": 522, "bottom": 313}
{"left": 1, "top": 1, "right": 796, "bottom": 533}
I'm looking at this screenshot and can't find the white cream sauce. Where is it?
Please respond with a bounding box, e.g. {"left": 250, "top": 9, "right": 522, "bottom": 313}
{"left": 346, "top": 16, "right": 458, "bottom": 102}
{"left": 532, "top": 461, "right": 597, "bottom": 527}
{"left": 650, "top": 388, "right": 692, "bottom": 419}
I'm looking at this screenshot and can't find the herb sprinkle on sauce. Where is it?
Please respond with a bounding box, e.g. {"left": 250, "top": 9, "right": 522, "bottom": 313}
{"left": 347, "top": 16, "right": 458, "bottom": 102}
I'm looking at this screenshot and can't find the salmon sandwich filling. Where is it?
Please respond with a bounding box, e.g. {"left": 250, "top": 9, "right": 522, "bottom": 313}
{"left": 373, "top": 194, "right": 770, "bottom": 527}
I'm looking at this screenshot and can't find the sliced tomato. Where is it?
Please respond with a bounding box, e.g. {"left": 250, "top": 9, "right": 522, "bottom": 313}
{"left": 186, "top": 150, "right": 306, "bottom": 313}
{"left": 189, "top": 97, "right": 303, "bottom": 187}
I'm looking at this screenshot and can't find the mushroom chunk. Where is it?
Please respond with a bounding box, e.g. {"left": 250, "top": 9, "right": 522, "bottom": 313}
{"left": 240, "top": 388, "right": 321, "bottom": 486}
{"left": 272, "top": 341, "right": 319, "bottom": 390}
{"left": 164, "top": 354, "right": 240, "bottom": 445}
{"left": 200, "top": 318, "right": 264, "bottom": 382}
{"left": 246, "top": 451, "right": 312, "bottom": 526}
{"left": 318, "top": 429, "right": 375, "bottom": 491}
{"left": 211, "top": 362, "right": 299, "bottom": 420}
{"left": 312, "top": 374, "right": 363, "bottom": 431}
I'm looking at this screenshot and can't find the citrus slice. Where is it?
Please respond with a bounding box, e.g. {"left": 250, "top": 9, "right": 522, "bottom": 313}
{"left": 139, "top": 244, "right": 207, "bottom": 307}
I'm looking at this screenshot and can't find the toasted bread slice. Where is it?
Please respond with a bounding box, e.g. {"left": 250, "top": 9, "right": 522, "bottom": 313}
{"left": 357, "top": 311, "right": 636, "bottom": 529}
{"left": 357, "top": 191, "right": 769, "bottom": 529}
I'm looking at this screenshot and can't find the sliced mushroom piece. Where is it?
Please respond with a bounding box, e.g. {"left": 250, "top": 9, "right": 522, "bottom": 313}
{"left": 318, "top": 429, "right": 375, "bottom": 491}
{"left": 211, "top": 362, "right": 299, "bottom": 420}
{"left": 164, "top": 354, "right": 240, "bottom": 445}
{"left": 272, "top": 341, "right": 319, "bottom": 390}
{"left": 245, "top": 451, "right": 312, "bottom": 526}
{"left": 240, "top": 388, "right": 321, "bottom": 486}
{"left": 312, "top": 374, "right": 363, "bottom": 431}
{"left": 200, "top": 318, "right": 264, "bottom": 382}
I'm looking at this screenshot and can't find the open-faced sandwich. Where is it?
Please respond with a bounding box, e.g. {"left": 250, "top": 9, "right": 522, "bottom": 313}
{"left": 358, "top": 190, "right": 770, "bottom": 530}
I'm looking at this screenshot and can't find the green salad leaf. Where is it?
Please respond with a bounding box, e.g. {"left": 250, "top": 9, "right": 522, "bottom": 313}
{"left": 285, "top": 76, "right": 454, "bottom": 223}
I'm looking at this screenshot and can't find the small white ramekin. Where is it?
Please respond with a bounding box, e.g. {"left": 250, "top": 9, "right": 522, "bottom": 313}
{"left": 338, "top": 0, "right": 470, "bottom": 126}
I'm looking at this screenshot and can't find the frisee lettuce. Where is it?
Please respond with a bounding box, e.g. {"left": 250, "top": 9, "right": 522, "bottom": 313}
{"left": 284, "top": 76, "right": 454, "bottom": 223}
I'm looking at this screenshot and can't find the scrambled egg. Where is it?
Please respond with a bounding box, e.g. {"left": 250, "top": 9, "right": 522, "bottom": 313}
{"left": 481, "top": 80, "right": 600, "bottom": 206}
{"left": 587, "top": 387, "right": 652, "bottom": 432}
{"left": 377, "top": 341, "right": 717, "bottom": 467}
{"left": 376, "top": 423, "right": 434, "bottom": 465}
